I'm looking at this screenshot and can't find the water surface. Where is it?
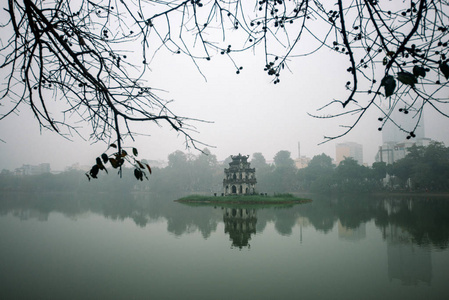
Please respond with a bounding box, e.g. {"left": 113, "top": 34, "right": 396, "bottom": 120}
{"left": 1, "top": 192, "right": 448, "bottom": 299}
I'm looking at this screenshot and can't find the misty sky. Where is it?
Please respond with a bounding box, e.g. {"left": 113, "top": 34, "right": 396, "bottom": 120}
{"left": 1, "top": 3, "right": 449, "bottom": 171}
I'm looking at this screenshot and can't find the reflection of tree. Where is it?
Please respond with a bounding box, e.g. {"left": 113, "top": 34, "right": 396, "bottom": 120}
{"left": 299, "top": 196, "right": 337, "bottom": 233}
{"left": 384, "top": 223, "right": 432, "bottom": 286}
{"left": 166, "top": 205, "right": 221, "bottom": 239}
{"left": 223, "top": 208, "right": 257, "bottom": 250}
{"left": 272, "top": 208, "right": 299, "bottom": 236}
{"left": 0, "top": 191, "right": 166, "bottom": 227}
{"left": 334, "top": 195, "right": 375, "bottom": 229}
{"left": 377, "top": 197, "right": 449, "bottom": 249}
{"left": 298, "top": 194, "right": 449, "bottom": 250}
{"left": 3, "top": 191, "right": 449, "bottom": 250}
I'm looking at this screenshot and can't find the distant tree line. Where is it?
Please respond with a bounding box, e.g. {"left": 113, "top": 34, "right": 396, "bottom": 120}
{"left": 260, "top": 142, "right": 449, "bottom": 193}
{"left": 1, "top": 142, "right": 448, "bottom": 194}
{"left": 0, "top": 168, "right": 139, "bottom": 193}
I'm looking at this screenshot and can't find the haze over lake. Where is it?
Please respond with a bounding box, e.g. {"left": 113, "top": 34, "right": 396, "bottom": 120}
{"left": 1, "top": 191, "right": 449, "bottom": 299}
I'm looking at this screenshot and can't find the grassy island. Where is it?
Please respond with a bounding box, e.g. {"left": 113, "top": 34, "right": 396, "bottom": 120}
{"left": 175, "top": 193, "right": 312, "bottom": 205}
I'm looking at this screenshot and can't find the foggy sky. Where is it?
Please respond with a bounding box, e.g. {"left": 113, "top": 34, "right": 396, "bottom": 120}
{"left": 1, "top": 4, "right": 449, "bottom": 171}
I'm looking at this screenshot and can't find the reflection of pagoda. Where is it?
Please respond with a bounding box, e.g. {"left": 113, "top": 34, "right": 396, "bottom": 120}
{"left": 223, "top": 208, "right": 257, "bottom": 249}
{"left": 223, "top": 154, "right": 257, "bottom": 195}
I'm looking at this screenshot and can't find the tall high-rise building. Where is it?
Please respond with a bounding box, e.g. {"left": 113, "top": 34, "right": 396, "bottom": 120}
{"left": 336, "top": 142, "right": 363, "bottom": 165}
{"left": 376, "top": 106, "right": 427, "bottom": 164}
{"left": 375, "top": 138, "right": 432, "bottom": 164}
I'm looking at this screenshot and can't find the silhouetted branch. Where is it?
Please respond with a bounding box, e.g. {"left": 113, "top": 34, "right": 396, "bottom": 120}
{"left": 1, "top": 0, "right": 449, "bottom": 170}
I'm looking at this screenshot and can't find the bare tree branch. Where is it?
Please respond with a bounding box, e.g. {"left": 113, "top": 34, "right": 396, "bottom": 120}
{"left": 1, "top": 0, "right": 449, "bottom": 178}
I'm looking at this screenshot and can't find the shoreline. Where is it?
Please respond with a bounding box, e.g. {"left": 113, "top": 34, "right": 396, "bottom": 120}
{"left": 175, "top": 194, "right": 312, "bottom": 205}
{"left": 175, "top": 199, "right": 312, "bottom": 205}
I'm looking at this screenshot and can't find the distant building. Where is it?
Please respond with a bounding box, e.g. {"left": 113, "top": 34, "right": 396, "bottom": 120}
{"left": 375, "top": 104, "right": 430, "bottom": 164}
{"left": 336, "top": 142, "right": 363, "bottom": 165}
{"left": 375, "top": 138, "right": 433, "bottom": 164}
{"left": 381, "top": 107, "right": 425, "bottom": 144}
{"left": 294, "top": 156, "right": 310, "bottom": 169}
{"left": 223, "top": 154, "right": 257, "bottom": 195}
{"left": 15, "top": 163, "right": 51, "bottom": 176}
{"left": 141, "top": 159, "right": 168, "bottom": 169}
{"left": 295, "top": 142, "right": 310, "bottom": 169}
{"left": 66, "top": 163, "right": 90, "bottom": 172}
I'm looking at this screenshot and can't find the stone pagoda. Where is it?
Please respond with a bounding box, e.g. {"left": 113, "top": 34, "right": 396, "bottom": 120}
{"left": 223, "top": 154, "right": 257, "bottom": 195}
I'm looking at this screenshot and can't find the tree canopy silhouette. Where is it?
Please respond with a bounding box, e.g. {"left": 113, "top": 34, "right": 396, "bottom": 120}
{"left": 1, "top": 1, "right": 448, "bottom": 177}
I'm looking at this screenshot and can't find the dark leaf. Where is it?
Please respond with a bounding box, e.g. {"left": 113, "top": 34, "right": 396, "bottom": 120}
{"left": 96, "top": 157, "right": 103, "bottom": 168}
{"left": 413, "top": 65, "right": 426, "bottom": 78}
{"left": 109, "top": 158, "right": 119, "bottom": 168}
{"left": 381, "top": 75, "right": 396, "bottom": 97}
{"left": 134, "top": 168, "right": 143, "bottom": 181}
{"left": 136, "top": 160, "right": 144, "bottom": 169}
{"left": 101, "top": 153, "right": 109, "bottom": 163}
{"left": 90, "top": 164, "right": 99, "bottom": 178}
{"left": 397, "top": 71, "right": 417, "bottom": 86}
{"left": 133, "top": 147, "right": 138, "bottom": 156}
{"left": 109, "top": 143, "right": 117, "bottom": 149}
{"left": 146, "top": 163, "right": 152, "bottom": 174}
{"left": 121, "top": 150, "right": 127, "bottom": 157}
{"left": 440, "top": 61, "right": 449, "bottom": 80}
{"left": 96, "top": 157, "right": 106, "bottom": 171}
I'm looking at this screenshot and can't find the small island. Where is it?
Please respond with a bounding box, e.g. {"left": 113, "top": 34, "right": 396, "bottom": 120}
{"left": 175, "top": 154, "right": 312, "bottom": 205}
{"left": 175, "top": 193, "right": 312, "bottom": 205}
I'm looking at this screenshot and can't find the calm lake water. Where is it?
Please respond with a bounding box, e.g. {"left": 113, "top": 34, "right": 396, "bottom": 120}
{"left": 1, "top": 192, "right": 449, "bottom": 299}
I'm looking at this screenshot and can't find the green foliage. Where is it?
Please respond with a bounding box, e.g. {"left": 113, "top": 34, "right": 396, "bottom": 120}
{"left": 250, "top": 152, "right": 273, "bottom": 193}
{"left": 149, "top": 148, "right": 222, "bottom": 193}
{"left": 251, "top": 152, "right": 268, "bottom": 170}
{"left": 371, "top": 162, "right": 387, "bottom": 181}
{"left": 388, "top": 142, "right": 449, "bottom": 191}
{"left": 262, "top": 150, "right": 297, "bottom": 193}
{"left": 297, "top": 153, "right": 335, "bottom": 193}
{"left": 334, "top": 158, "right": 375, "bottom": 193}
{"left": 273, "top": 150, "right": 295, "bottom": 168}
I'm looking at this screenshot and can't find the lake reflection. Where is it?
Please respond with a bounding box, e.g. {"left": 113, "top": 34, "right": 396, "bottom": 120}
{"left": 223, "top": 207, "right": 257, "bottom": 249}
{"left": 1, "top": 192, "right": 449, "bottom": 299}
